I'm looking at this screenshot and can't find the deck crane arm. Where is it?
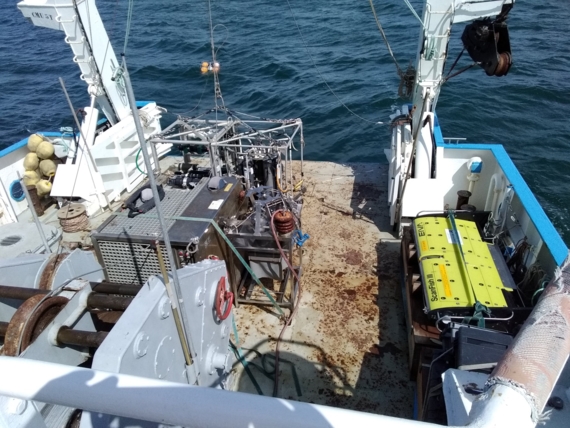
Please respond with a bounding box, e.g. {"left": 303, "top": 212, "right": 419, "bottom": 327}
{"left": 387, "top": 0, "right": 514, "bottom": 233}
{"left": 411, "top": 0, "right": 514, "bottom": 176}
{"left": 17, "top": 0, "right": 131, "bottom": 125}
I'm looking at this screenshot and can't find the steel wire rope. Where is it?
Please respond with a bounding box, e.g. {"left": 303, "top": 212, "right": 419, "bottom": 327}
{"left": 284, "top": 0, "right": 382, "bottom": 125}
{"left": 368, "top": 0, "right": 415, "bottom": 99}
{"left": 368, "top": 0, "right": 404, "bottom": 76}
{"left": 441, "top": 47, "right": 479, "bottom": 83}
{"left": 402, "top": 0, "right": 425, "bottom": 28}
{"left": 207, "top": 0, "right": 225, "bottom": 129}
{"left": 123, "top": 0, "right": 135, "bottom": 55}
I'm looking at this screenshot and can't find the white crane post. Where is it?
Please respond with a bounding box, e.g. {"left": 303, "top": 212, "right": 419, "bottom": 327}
{"left": 410, "top": 0, "right": 514, "bottom": 178}
{"left": 17, "top": 0, "right": 132, "bottom": 124}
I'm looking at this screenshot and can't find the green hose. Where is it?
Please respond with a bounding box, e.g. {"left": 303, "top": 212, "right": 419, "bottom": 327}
{"left": 135, "top": 148, "right": 147, "bottom": 176}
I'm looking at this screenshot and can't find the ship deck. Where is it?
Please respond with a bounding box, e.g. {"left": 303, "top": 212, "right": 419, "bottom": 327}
{"left": 31, "top": 158, "right": 413, "bottom": 417}
{"left": 231, "top": 161, "right": 413, "bottom": 417}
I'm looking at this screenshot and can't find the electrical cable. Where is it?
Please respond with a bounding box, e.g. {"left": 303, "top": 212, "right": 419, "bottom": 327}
{"left": 530, "top": 280, "right": 549, "bottom": 306}
{"left": 270, "top": 209, "right": 302, "bottom": 397}
{"left": 435, "top": 311, "right": 515, "bottom": 333}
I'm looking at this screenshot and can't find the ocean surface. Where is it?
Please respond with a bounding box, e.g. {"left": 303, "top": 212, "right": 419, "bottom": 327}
{"left": 2, "top": 0, "right": 569, "bottom": 243}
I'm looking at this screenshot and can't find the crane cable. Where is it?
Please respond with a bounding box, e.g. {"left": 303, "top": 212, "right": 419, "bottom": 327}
{"left": 368, "top": 0, "right": 415, "bottom": 99}
{"left": 208, "top": 0, "right": 225, "bottom": 110}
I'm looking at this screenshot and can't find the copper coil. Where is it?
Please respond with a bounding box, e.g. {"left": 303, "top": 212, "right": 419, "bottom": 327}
{"left": 273, "top": 211, "right": 295, "bottom": 234}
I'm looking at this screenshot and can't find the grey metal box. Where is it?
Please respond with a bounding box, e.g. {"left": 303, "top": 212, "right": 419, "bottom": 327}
{"left": 92, "top": 177, "right": 242, "bottom": 285}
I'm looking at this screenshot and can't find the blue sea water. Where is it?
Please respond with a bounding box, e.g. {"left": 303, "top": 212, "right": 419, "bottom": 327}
{"left": 1, "top": 0, "right": 569, "bottom": 243}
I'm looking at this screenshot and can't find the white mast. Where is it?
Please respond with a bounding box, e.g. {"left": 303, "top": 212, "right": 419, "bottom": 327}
{"left": 387, "top": 0, "right": 514, "bottom": 233}
{"left": 410, "top": 0, "right": 514, "bottom": 177}
{"left": 17, "top": 0, "right": 131, "bottom": 124}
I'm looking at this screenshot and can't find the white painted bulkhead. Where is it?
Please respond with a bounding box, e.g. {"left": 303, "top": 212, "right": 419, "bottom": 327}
{"left": 400, "top": 145, "right": 558, "bottom": 273}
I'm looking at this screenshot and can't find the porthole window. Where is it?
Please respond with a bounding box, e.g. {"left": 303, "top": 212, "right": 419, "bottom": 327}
{"left": 9, "top": 180, "right": 25, "bottom": 202}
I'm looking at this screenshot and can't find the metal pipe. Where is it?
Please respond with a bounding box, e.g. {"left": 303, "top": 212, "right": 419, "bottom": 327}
{"left": 56, "top": 327, "right": 108, "bottom": 348}
{"left": 150, "top": 138, "right": 161, "bottom": 174}
{"left": 90, "top": 282, "right": 141, "bottom": 296}
{"left": 151, "top": 138, "right": 292, "bottom": 150}
{"left": 0, "top": 285, "right": 48, "bottom": 300}
{"left": 86, "top": 294, "right": 133, "bottom": 311}
{"left": 16, "top": 172, "right": 52, "bottom": 254}
{"left": 0, "top": 284, "right": 133, "bottom": 310}
{"left": 484, "top": 173, "right": 504, "bottom": 215}
{"left": 121, "top": 57, "right": 198, "bottom": 382}
{"left": 456, "top": 190, "right": 471, "bottom": 210}
{"left": 0, "top": 357, "right": 440, "bottom": 428}
{"left": 0, "top": 283, "right": 139, "bottom": 301}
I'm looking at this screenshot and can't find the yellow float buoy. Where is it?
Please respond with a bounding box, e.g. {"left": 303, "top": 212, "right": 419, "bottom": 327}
{"left": 36, "top": 141, "right": 55, "bottom": 160}
{"left": 23, "top": 153, "right": 40, "bottom": 171}
{"left": 39, "top": 159, "right": 57, "bottom": 177}
{"left": 36, "top": 179, "right": 52, "bottom": 196}
{"left": 23, "top": 170, "right": 40, "bottom": 186}
{"left": 27, "top": 134, "right": 44, "bottom": 152}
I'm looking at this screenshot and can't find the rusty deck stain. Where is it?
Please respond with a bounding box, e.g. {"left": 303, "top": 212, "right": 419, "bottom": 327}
{"left": 31, "top": 156, "right": 414, "bottom": 416}
{"left": 232, "top": 162, "right": 414, "bottom": 418}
